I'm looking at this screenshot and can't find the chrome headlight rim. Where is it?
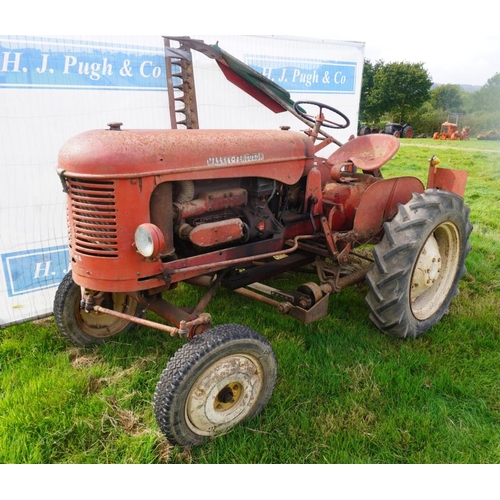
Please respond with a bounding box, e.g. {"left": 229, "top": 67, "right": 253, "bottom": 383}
{"left": 134, "top": 223, "right": 164, "bottom": 258}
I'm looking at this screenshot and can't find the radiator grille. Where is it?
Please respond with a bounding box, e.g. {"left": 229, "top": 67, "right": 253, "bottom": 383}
{"left": 68, "top": 179, "right": 119, "bottom": 258}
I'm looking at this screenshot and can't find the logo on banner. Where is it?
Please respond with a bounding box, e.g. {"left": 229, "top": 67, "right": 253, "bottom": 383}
{"left": 0, "top": 36, "right": 166, "bottom": 91}
{"left": 246, "top": 55, "right": 357, "bottom": 94}
{"left": 2, "top": 246, "right": 70, "bottom": 297}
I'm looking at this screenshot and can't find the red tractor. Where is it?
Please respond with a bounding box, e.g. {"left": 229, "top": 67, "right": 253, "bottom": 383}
{"left": 433, "top": 115, "right": 470, "bottom": 141}
{"left": 53, "top": 38, "right": 472, "bottom": 447}
{"left": 434, "top": 121, "right": 460, "bottom": 140}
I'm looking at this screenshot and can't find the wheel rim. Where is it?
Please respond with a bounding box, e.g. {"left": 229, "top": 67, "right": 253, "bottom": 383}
{"left": 75, "top": 292, "right": 139, "bottom": 339}
{"left": 410, "top": 221, "right": 461, "bottom": 321}
{"left": 186, "top": 354, "right": 264, "bottom": 437}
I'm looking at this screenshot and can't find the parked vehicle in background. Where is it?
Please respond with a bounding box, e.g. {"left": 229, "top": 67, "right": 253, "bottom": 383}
{"left": 383, "top": 122, "right": 413, "bottom": 138}
{"left": 358, "top": 122, "right": 413, "bottom": 138}
{"left": 433, "top": 115, "right": 470, "bottom": 141}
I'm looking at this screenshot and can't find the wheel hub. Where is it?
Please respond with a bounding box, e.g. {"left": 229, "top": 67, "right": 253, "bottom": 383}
{"left": 214, "top": 383, "right": 243, "bottom": 412}
{"left": 411, "top": 234, "right": 442, "bottom": 300}
{"left": 410, "top": 222, "right": 461, "bottom": 321}
{"left": 77, "top": 292, "right": 138, "bottom": 337}
{"left": 186, "top": 355, "right": 264, "bottom": 436}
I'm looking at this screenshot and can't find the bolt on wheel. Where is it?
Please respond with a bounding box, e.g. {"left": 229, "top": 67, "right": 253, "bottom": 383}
{"left": 154, "top": 324, "right": 278, "bottom": 447}
{"left": 410, "top": 222, "right": 461, "bottom": 321}
{"left": 53, "top": 271, "right": 142, "bottom": 347}
{"left": 366, "top": 190, "right": 472, "bottom": 338}
{"left": 186, "top": 354, "right": 265, "bottom": 436}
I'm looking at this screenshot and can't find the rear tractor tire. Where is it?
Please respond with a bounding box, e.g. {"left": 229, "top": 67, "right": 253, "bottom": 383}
{"left": 365, "top": 189, "right": 472, "bottom": 339}
{"left": 154, "top": 324, "right": 278, "bottom": 447}
{"left": 402, "top": 125, "right": 414, "bottom": 139}
{"left": 53, "top": 271, "right": 143, "bottom": 348}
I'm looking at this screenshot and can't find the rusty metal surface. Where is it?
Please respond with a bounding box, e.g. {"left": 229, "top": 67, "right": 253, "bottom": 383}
{"left": 353, "top": 177, "right": 425, "bottom": 238}
{"left": 168, "top": 234, "right": 317, "bottom": 283}
{"left": 235, "top": 283, "right": 331, "bottom": 324}
{"left": 322, "top": 177, "right": 378, "bottom": 231}
{"left": 164, "top": 37, "right": 200, "bottom": 130}
{"left": 327, "top": 134, "right": 400, "bottom": 177}
{"left": 126, "top": 291, "right": 212, "bottom": 338}
{"left": 427, "top": 167, "right": 468, "bottom": 197}
{"left": 58, "top": 128, "right": 314, "bottom": 186}
{"left": 188, "top": 219, "right": 246, "bottom": 248}
{"left": 93, "top": 304, "right": 188, "bottom": 337}
{"left": 221, "top": 252, "right": 315, "bottom": 290}
{"left": 286, "top": 293, "right": 330, "bottom": 324}
{"left": 150, "top": 182, "right": 175, "bottom": 256}
{"left": 128, "top": 291, "right": 193, "bottom": 326}
{"left": 67, "top": 175, "right": 165, "bottom": 292}
{"left": 234, "top": 287, "right": 285, "bottom": 309}
{"left": 174, "top": 188, "right": 248, "bottom": 222}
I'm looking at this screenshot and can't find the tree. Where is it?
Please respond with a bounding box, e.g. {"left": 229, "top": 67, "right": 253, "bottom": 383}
{"left": 407, "top": 101, "right": 446, "bottom": 136}
{"left": 362, "top": 62, "right": 433, "bottom": 124}
{"left": 473, "top": 73, "right": 500, "bottom": 112}
{"left": 359, "top": 59, "right": 384, "bottom": 124}
{"left": 431, "top": 84, "right": 464, "bottom": 113}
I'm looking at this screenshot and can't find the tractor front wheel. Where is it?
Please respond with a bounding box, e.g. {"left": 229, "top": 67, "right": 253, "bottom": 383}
{"left": 154, "top": 324, "right": 277, "bottom": 447}
{"left": 53, "top": 272, "right": 142, "bottom": 348}
{"left": 365, "top": 190, "right": 472, "bottom": 338}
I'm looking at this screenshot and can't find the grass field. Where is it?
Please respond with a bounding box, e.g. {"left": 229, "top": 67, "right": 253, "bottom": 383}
{"left": 1, "top": 138, "right": 499, "bottom": 464}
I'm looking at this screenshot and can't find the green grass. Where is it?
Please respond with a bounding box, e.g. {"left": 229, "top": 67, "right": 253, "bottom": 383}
{"left": 1, "top": 139, "right": 500, "bottom": 464}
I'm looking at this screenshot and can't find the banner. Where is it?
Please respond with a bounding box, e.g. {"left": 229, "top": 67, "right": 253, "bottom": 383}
{"left": 0, "top": 36, "right": 166, "bottom": 91}
{"left": 0, "top": 35, "right": 169, "bottom": 327}
{"left": 247, "top": 55, "right": 357, "bottom": 94}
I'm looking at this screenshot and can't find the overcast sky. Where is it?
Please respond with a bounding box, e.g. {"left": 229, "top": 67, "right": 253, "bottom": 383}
{"left": 308, "top": 3, "right": 499, "bottom": 87}
{"left": 12, "top": 1, "right": 498, "bottom": 87}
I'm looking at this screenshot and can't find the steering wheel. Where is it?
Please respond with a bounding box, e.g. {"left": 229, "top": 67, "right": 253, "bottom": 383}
{"left": 293, "top": 101, "right": 350, "bottom": 130}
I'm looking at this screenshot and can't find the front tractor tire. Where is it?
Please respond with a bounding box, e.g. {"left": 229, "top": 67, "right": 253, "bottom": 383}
{"left": 366, "top": 190, "right": 472, "bottom": 339}
{"left": 154, "top": 324, "right": 278, "bottom": 447}
{"left": 53, "top": 271, "right": 142, "bottom": 348}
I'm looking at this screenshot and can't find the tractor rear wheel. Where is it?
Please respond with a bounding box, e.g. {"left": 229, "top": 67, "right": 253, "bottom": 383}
{"left": 365, "top": 190, "right": 472, "bottom": 338}
{"left": 53, "top": 271, "right": 142, "bottom": 348}
{"left": 402, "top": 125, "right": 414, "bottom": 138}
{"left": 154, "top": 324, "right": 277, "bottom": 447}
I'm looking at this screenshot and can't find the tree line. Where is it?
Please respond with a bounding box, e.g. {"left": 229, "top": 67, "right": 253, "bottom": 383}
{"left": 360, "top": 60, "right": 500, "bottom": 137}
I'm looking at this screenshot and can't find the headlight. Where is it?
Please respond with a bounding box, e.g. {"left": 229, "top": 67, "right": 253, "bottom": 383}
{"left": 134, "top": 224, "right": 164, "bottom": 258}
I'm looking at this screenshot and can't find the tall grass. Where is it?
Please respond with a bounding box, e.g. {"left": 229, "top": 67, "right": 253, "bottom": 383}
{"left": 1, "top": 139, "right": 499, "bottom": 464}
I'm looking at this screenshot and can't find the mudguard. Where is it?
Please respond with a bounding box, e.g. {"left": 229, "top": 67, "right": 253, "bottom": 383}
{"left": 353, "top": 177, "right": 425, "bottom": 239}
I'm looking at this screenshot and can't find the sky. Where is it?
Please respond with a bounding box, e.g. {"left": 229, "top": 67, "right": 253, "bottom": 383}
{"left": 309, "top": 4, "right": 499, "bottom": 87}
{"left": 9, "top": 1, "right": 499, "bottom": 88}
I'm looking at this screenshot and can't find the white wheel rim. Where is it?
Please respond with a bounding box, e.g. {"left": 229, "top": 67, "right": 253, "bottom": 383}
{"left": 410, "top": 221, "right": 461, "bottom": 321}
{"left": 186, "top": 354, "right": 264, "bottom": 436}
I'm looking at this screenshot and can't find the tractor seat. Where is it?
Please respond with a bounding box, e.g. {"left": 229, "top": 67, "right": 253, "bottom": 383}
{"left": 327, "top": 134, "right": 400, "bottom": 180}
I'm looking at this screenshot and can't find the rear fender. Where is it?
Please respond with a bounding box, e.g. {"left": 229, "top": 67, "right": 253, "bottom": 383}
{"left": 427, "top": 166, "right": 468, "bottom": 197}
{"left": 353, "top": 177, "right": 425, "bottom": 240}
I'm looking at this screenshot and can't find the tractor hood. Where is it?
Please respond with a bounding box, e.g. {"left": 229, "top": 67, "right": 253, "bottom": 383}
{"left": 58, "top": 127, "right": 314, "bottom": 185}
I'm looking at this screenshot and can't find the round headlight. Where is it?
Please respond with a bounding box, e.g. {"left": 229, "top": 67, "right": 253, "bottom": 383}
{"left": 134, "top": 224, "right": 164, "bottom": 258}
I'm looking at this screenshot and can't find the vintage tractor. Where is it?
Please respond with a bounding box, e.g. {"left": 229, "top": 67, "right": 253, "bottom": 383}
{"left": 383, "top": 122, "right": 414, "bottom": 138}
{"left": 434, "top": 121, "right": 460, "bottom": 140}
{"left": 53, "top": 38, "right": 472, "bottom": 447}
{"left": 433, "top": 115, "right": 470, "bottom": 141}
{"left": 358, "top": 122, "right": 413, "bottom": 138}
